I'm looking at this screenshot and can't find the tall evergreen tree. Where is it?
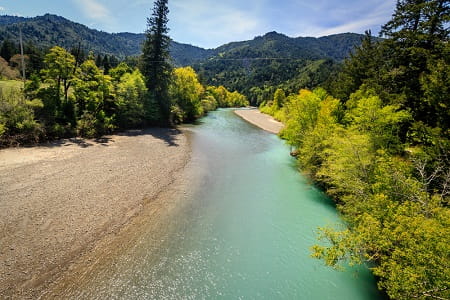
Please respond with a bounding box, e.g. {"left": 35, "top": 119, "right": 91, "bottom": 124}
{"left": 327, "top": 31, "right": 381, "bottom": 102}
{"left": 381, "top": 0, "right": 449, "bottom": 48}
{"left": 24, "top": 42, "right": 44, "bottom": 76}
{"left": 0, "top": 39, "right": 17, "bottom": 62}
{"left": 378, "top": 0, "right": 450, "bottom": 128}
{"left": 95, "top": 54, "right": 103, "bottom": 68}
{"left": 141, "top": 0, "right": 172, "bottom": 125}
{"left": 102, "top": 55, "right": 111, "bottom": 74}
{"left": 109, "top": 55, "right": 119, "bottom": 68}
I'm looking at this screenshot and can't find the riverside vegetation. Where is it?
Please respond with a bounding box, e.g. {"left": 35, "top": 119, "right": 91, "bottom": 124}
{"left": 0, "top": 49, "right": 247, "bottom": 145}
{"left": 260, "top": 1, "right": 450, "bottom": 299}
{"left": 0, "top": 0, "right": 448, "bottom": 299}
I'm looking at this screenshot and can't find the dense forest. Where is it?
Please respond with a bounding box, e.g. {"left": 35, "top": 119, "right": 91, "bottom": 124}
{"left": 193, "top": 32, "right": 368, "bottom": 104}
{"left": 0, "top": 14, "right": 211, "bottom": 64}
{"left": 260, "top": 1, "right": 449, "bottom": 299}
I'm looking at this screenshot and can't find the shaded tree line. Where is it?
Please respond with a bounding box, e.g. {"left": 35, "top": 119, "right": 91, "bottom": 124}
{"left": 0, "top": 38, "right": 125, "bottom": 79}
{"left": 0, "top": 45, "right": 247, "bottom": 146}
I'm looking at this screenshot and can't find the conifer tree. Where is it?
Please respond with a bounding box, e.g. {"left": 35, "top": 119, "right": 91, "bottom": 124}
{"left": 95, "top": 54, "right": 103, "bottom": 68}
{"left": 381, "top": 0, "right": 449, "bottom": 47}
{"left": 102, "top": 55, "right": 111, "bottom": 74}
{"left": 0, "top": 39, "right": 17, "bottom": 62}
{"left": 141, "top": 0, "right": 172, "bottom": 125}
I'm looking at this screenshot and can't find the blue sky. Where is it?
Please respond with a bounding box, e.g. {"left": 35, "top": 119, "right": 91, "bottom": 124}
{"left": 0, "top": 0, "right": 396, "bottom": 48}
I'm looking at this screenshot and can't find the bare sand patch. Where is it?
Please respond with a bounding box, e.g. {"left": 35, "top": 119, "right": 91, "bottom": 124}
{"left": 234, "top": 108, "right": 284, "bottom": 134}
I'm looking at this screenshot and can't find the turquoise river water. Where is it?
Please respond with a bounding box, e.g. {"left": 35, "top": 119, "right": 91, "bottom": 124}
{"left": 59, "top": 109, "right": 382, "bottom": 299}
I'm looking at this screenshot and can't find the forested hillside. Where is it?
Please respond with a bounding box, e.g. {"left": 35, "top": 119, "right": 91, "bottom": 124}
{"left": 0, "top": 14, "right": 366, "bottom": 102}
{"left": 0, "top": 14, "right": 211, "bottom": 65}
{"left": 193, "top": 32, "right": 367, "bottom": 104}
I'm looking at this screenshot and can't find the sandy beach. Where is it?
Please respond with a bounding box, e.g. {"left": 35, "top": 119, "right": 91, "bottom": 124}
{"left": 234, "top": 109, "right": 284, "bottom": 134}
{"left": 0, "top": 128, "right": 191, "bottom": 298}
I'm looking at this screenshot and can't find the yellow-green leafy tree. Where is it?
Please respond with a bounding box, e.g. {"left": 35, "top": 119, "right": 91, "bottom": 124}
{"left": 170, "top": 66, "right": 205, "bottom": 123}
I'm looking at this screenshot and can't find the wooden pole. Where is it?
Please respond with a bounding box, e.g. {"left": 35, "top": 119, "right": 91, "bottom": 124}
{"left": 19, "top": 25, "right": 26, "bottom": 85}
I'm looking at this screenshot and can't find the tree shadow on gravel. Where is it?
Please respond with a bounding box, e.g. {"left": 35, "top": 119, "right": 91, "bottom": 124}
{"left": 22, "top": 128, "right": 180, "bottom": 149}
{"left": 41, "top": 137, "right": 114, "bottom": 148}
{"left": 118, "top": 128, "right": 181, "bottom": 147}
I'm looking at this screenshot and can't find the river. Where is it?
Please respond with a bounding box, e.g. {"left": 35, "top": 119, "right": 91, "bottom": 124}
{"left": 53, "top": 109, "right": 382, "bottom": 299}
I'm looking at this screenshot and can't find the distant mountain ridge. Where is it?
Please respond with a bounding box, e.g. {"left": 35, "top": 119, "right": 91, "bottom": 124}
{"left": 213, "top": 31, "right": 364, "bottom": 62}
{"left": 0, "top": 14, "right": 364, "bottom": 65}
{"left": 0, "top": 14, "right": 212, "bottom": 65}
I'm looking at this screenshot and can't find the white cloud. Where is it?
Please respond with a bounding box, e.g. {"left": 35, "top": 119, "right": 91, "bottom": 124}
{"left": 296, "top": 1, "right": 395, "bottom": 37}
{"left": 170, "top": 0, "right": 263, "bottom": 47}
{"left": 73, "top": 0, "right": 111, "bottom": 21}
{"left": 0, "top": 6, "right": 5, "bottom": 11}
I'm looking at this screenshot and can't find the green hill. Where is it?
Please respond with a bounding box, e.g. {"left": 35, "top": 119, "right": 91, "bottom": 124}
{"left": 0, "top": 14, "right": 212, "bottom": 65}
{"left": 193, "top": 32, "right": 366, "bottom": 102}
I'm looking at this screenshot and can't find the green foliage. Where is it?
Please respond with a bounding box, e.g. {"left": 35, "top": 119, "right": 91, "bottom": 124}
{"left": 227, "top": 91, "right": 249, "bottom": 107}
{"left": 279, "top": 89, "right": 323, "bottom": 147}
{"left": 306, "top": 7, "right": 450, "bottom": 297}
{"left": 41, "top": 46, "right": 76, "bottom": 103}
{"left": 200, "top": 95, "right": 218, "bottom": 112}
{"left": 170, "top": 66, "right": 205, "bottom": 122}
{"left": 2, "top": 47, "right": 154, "bottom": 143}
{"left": 345, "top": 86, "right": 411, "bottom": 153}
{"left": 419, "top": 47, "right": 450, "bottom": 131}
{"left": 273, "top": 82, "right": 448, "bottom": 300}
{"left": 0, "top": 87, "right": 42, "bottom": 145}
{"left": 115, "top": 69, "right": 148, "bottom": 128}
{"left": 0, "top": 39, "right": 18, "bottom": 62}
{"left": 169, "top": 67, "right": 247, "bottom": 123}
{"left": 206, "top": 85, "right": 249, "bottom": 108}
{"left": 109, "top": 62, "right": 132, "bottom": 82}
{"left": 73, "top": 59, "right": 115, "bottom": 137}
{"left": 260, "top": 88, "right": 286, "bottom": 119}
{"left": 273, "top": 88, "right": 285, "bottom": 109}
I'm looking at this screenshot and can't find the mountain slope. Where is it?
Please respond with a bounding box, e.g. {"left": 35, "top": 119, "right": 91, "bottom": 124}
{"left": 193, "top": 32, "right": 365, "bottom": 102}
{"left": 212, "top": 31, "right": 364, "bottom": 62}
{"left": 0, "top": 14, "right": 212, "bottom": 65}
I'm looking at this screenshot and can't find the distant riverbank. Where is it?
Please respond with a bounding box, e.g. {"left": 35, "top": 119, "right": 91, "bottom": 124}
{"left": 0, "top": 128, "right": 191, "bottom": 298}
{"left": 234, "top": 108, "right": 284, "bottom": 134}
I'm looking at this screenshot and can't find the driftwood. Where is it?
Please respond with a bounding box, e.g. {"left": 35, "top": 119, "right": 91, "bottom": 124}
{"left": 290, "top": 149, "right": 299, "bottom": 157}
